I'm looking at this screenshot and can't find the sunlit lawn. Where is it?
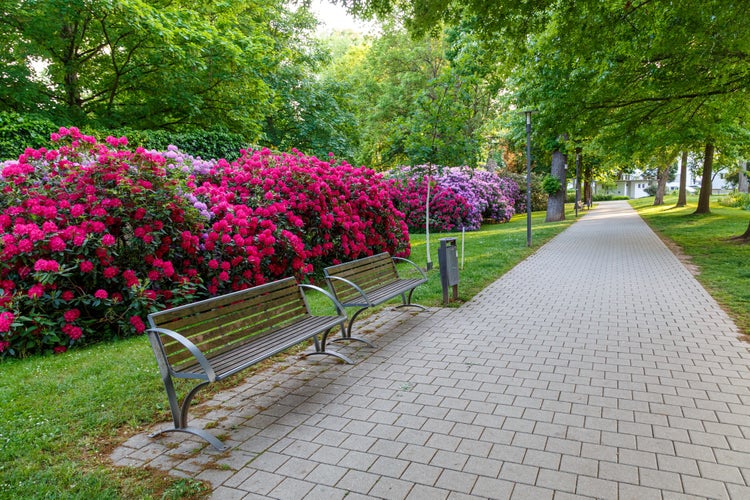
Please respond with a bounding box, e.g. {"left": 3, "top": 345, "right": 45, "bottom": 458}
{"left": 630, "top": 193, "right": 750, "bottom": 335}
{"left": 0, "top": 207, "right": 578, "bottom": 499}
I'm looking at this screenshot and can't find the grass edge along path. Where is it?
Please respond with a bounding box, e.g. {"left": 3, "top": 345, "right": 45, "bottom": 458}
{"left": 0, "top": 207, "right": 578, "bottom": 499}
{"left": 630, "top": 195, "right": 750, "bottom": 336}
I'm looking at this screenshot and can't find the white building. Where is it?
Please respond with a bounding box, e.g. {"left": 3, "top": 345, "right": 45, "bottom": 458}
{"left": 592, "top": 160, "right": 736, "bottom": 199}
{"left": 593, "top": 172, "right": 655, "bottom": 199}
{"left": 666, "top": 157, "right": 734, "bottom": 195}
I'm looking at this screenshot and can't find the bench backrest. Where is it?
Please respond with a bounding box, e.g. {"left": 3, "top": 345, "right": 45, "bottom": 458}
{"left": 148, "top": 277, "right": 309, "bottom": 372}
{"left": 324, "top": 253, "right": 398, "bottom": 303}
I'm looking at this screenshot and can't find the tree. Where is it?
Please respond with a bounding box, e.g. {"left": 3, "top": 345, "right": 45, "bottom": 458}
{"left": 263, "top": 9, "right": 361, "bottom": 158}
{"left": 344, "top": 22, "right": 504, "bottom": 169}
{"left": 545, "top": 147, "right": 566, "bottom": 222}
{"left": 0, "top": 0, "right": 295, "bottom": 138}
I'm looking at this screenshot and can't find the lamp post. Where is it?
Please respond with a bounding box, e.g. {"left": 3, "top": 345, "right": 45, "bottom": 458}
{"left": 524, "top": 111, "right": 534, "bottom": 247}
{"left": 575, "top": 146, "right": 582, "bottom": 217}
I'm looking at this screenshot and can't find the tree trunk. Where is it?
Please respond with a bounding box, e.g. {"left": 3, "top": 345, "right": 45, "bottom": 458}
{"left": 654, "top": 164, "right": 670, "bottom": 205}
{"left": 676, "top": 151, "right": 688, "bottom": 207}
{"left": 583, "top": 162, "right": 593, "bottom": 207}
{"left": 739, "top": 161, "right": 748, "bottom": 193}
{"left": 694, "top": 142, "right": 714, "bottom": 214}
{"left": 545, "top": 149, "right": 566, "bottom": 222}
{"left": 732, "top": 222, "right": 750, "bottom": 241}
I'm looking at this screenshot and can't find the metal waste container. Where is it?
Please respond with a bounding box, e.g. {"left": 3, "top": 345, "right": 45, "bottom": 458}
{"left": 438, "top": 237, "right": 459, "bottom": 304}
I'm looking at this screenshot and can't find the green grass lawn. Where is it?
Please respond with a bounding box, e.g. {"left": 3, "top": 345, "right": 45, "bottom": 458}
{"left": 630, "top": 194, "right": 750, "bottom": 335}
{"left": 0, "top": 208, "right": 578, "bottom": 499}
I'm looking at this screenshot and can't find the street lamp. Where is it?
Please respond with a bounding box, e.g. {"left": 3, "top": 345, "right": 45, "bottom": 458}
{"left": 575, "top": 146, "right": 582, "bottom": 217}
{"left": 524, "top": 110, "right": 535, "bottom": 247}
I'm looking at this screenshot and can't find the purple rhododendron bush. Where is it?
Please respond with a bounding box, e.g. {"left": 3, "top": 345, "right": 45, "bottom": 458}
{"left": 0, "top": 128, "right": 409, "bottom": 358}
{"left": 391, "top": 166, "right": 521, "bottom": 232}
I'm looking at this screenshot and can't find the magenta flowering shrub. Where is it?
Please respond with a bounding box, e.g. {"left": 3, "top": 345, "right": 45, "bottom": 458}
{"left": 390, "top": 165, "right": 521, "bottom": 232}
{"left": 0, "top": 129, "right": 207, "bottom": 357}
{"left": 182, "top": 149, "right": 410, "bottom": 296}
{"left": 0, "top": 131, "right": 410, "bottom": 358}
{"left": 390, "top": 171, "right": 472, "bottom": 232}
{"left": 439, "top": 168, "right": 520, "bottom": 229}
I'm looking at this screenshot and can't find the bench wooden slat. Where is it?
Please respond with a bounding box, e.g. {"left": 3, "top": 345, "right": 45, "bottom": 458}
{"left": 339, "top": 278, "right": 427, "bottom": 307}
{"left": 178, "top": 315, "right": 343, "bottom": 379}
{"left": 163, "top": 301, "right": 308, "bottom": 369}
{"left": 325, "top": 253, "right": 400, "bottom": 303}
{"left": 152, "top": 279, "right": 294, "bottom": 324}
{"left": 155, "top": 282, "right": 308, "bottom": 368}
{"left": 156, "top": 283, "right": 301, "bottom": 332}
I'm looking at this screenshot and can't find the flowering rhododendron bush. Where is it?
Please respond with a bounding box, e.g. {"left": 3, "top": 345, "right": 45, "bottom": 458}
{"left": 0, "top": 129, "right": 409, "bottom": 358}
{"left": 186, "top": 148, "right": 410, "bottom": 297}
{"left": 390, "top": 174, "right": 471, "bottom": 232}
{"left": 391, "top": 166, "right": 521, "bottom": 232}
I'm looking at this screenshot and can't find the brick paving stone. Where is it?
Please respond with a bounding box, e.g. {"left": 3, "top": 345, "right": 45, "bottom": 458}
{"left": 110, "top": 202, "right": 750, "bottom": 499}
{"left": 471, "top": 477, "right": 515, "bottom": 499}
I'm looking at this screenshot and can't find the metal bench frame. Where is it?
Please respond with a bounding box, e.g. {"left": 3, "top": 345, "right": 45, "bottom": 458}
{"left": 324, "top": 252, "right": 428, "bottom": 344}
{"left": 146, "top": 277, "right": 350, "bottom": 451}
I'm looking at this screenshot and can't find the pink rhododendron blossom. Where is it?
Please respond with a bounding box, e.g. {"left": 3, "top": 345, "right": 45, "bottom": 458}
{"left": 33, "top": 259, "right": 60, "bottom": 272}
{"left": 103, "top": 266, "right": 119, "bottom": 279}
{"left": 63, "top": 324, "right": 83, "bottom": 340}
{"left": 129, "top": 315, "right": 146, "bottom": 333}
{"left": 0, "top": 311, "right": 14, "bottom": 332}
{"left": 63, "top": 309, "right": 81, "bottom": 323}
{"left": 49, "top": 236, "right": 66, "bottom": 252}
{"left": 94, "top": 289, "right": 108, "bottom": 299}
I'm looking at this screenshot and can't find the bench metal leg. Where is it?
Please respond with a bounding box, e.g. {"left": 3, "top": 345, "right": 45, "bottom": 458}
{"left": 395, "top": 290, "right": 427, "bottom": 310}
{"left": 150, "top": 425, "right": 228, "bottom": 452}
{"left": 305, "top": 330, "right": 353, "bottom": 364}
{"left": 150, "top": 378, "right": 230, "bottom": 451}
{"left": 328, "top": 307, "right": 376, "bottom": 348}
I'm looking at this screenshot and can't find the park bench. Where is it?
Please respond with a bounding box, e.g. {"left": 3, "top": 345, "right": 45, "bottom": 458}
{"left": 146, "top": 277, "right": 350, "bottom": 451}
{"left": 324, "top": 252, "right": 428, "bottom": 344}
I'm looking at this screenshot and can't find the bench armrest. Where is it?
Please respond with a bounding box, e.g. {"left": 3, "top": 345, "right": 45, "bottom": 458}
{"left": 392, "top": 256, "right": 428, "bottom": 280}
{"left": 298, "top": 283, "right": 348, "bottom": 317}
{"left": 324, "top": 275, "right": 374, "bottom": 307}
{"left": 147, "top": 327, "right": 218, "bottom": 382}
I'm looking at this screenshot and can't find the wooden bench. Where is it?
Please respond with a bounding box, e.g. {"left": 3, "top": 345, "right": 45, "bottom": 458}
{"left": 146, "top": 277, "right": 350, "bottom": 450}
{"left": 324, "top": 252, "right": 428, "bottom": 344}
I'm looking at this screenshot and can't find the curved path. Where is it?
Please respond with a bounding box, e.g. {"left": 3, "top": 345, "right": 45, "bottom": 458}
{"left": 113, "top": 201, "right": 750, "bottom": 499}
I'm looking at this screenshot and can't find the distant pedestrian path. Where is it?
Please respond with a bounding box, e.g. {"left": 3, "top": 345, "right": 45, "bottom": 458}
{"left": 114, "top": 200, "right": 750, "bottom": 499}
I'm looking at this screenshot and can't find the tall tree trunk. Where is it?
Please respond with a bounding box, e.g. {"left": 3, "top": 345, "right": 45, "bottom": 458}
{"left": 545, "top": 149, "right": 566, "bottom": 222}
{"left": 583, "top": 162, "right": 592, "bottom": 207}
{"left": 654, "top": 164, "right": 669, "bottom": 205}
{"left": 739, "top": 160, "right": 748, "bottom": 193}
{"left": 676, "top": 151, "right": 688, "bottom": 207}
{"left": 694, "top": 142, "right": 714, "bottom": 214}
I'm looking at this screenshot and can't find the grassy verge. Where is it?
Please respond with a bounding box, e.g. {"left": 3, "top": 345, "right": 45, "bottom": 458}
{"left": 629, "top": 194, "right": 750, "bottom": 335}
{"left": 0, "top": 207, "right": 578, "bottom": 499}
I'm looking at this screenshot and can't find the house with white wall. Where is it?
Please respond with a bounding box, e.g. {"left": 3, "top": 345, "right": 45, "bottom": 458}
{"left": 593, "top": 172, "right": 655, "bottom": 198}
{"left": 666, "top": 158, "right": 734, "bottom": 195}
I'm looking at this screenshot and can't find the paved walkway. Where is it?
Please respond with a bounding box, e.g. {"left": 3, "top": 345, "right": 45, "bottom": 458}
{"left": 112, "top": 201, "right": 750, "bottom": 499}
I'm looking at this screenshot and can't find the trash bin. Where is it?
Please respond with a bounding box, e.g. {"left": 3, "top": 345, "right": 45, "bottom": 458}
{"left": 438, "top": 237, "right": 459, "bottom": 304}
